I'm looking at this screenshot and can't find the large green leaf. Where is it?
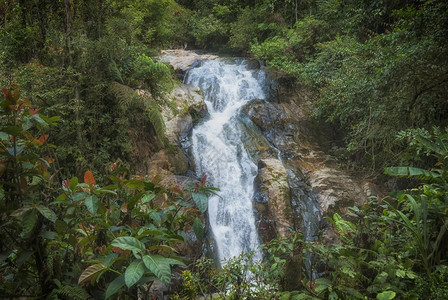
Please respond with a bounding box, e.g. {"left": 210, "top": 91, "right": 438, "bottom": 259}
{"left": 69, "top": 177, "right": 79, "bottom": 191}
{"left": 376, "top": 291, "right": 396, "bottom": 300}
{"left": 142, "top": 255, "right": 171, "bottom": 284}
{"left": 141, "top": 193, "right": 155, "bottom": 204}
{"left": 192, "top": 192, "right": 208, "bottom": 213}
{"left": 36, "top": 205, "right": 57, "bottom": 222}
{"left": 85, "top": 195, "right": 99, "bottom": 214}
{"left": 111, "top": 236, "right": 145, "bottom": 255}
{"left": 125, "top": 260, "right": 145, "bottom": 288}
{"left": 149, "top": 211, "right": 161, "bottom": 226}
{"left": 105, "top": 274, "right": 125, "bottom": 299}
{"left": 163, "top": 257, "right": 186, "bottom": 268}
{"left": 385, "top": 167, "right": 441, "bottom": 181}
{"left": 23, "top": 209, "right": 38, "bottom": 234}
{"left": 193, "top": 217, "right": 204, "bottom": 241}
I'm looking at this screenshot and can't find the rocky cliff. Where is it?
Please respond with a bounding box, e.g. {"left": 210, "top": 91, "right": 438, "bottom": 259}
{"left": 156, "top": 50, "right": 381, "bottom": 244}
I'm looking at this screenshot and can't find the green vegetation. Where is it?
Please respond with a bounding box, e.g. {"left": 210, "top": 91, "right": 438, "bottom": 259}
{"left": 178, "top": 0, "right": 448, "bottom": 173}
{"left": 1, "top": 0, "right": 447, "bottom": 299}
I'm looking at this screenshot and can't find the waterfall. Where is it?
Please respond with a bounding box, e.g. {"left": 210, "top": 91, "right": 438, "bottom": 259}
{"left": 185, "top": 59, "right": 265, "bottom": 264}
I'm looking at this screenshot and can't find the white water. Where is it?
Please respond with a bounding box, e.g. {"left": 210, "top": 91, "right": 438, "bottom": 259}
{"left": 185, "top": 59, "right": 265, "bottom": 264}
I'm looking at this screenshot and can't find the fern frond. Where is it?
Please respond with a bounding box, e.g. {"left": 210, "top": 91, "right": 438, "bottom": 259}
{"left": 110, "top": 81, "right": 168, "bottom": 145}
{"left": 110, "top": 81, "right": 138, "bottom": 109}
{"left": 147, "top": 101, "right": 169, "bottom": 146}
{"left": 108, "top": 59, "right": 124, "bottom": 84}
{"left": 57, "top": 285, "right": 93, "bottom": 300}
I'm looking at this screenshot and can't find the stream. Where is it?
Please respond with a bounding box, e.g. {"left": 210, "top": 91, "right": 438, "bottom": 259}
{"left": 184, "top": 59, "right": 265, "bottom": 264}
{"left": 183, "top": 57, "right": 321, "bottom": 270}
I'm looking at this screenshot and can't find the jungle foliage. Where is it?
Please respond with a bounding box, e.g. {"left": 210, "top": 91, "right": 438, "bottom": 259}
{"left": 182, "top": 0, "right": 448, "bottom": 173}
{"left": 1, "top": 0, "right": 448, "bottom": 299}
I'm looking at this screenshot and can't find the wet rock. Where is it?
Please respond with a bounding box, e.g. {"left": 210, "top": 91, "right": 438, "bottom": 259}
{"left": 243, "top": 91, "right": 378, "bottom": 239}
{"left": 254, "top": 158, "right": 292, "bottom": 238}
{"left": 158, "top": 175, "right": 198, "bottom": 189}
{"left": 147, "top": 280, "right": 168, "bottom": 300}
{"left": 158, "top": 49, "right": 219, "bottom": 73}
{"left": 162, "top": 83, "right": 207, "bottom": 145}
{"left": 237, "top": 115, "right": 277, "bottom": 161}
{"left": 146, "top": 149, "right": 189, "bottom": 180}
{"left": 245, "top": 59, "right": 261, "bottom": 70}
{"left": 309, "top": 167, "right": 367, "bottom": 214}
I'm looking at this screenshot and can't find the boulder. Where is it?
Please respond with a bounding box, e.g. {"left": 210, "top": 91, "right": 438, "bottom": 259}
{"left": 158, "top": 49, "right": 219, "bottom": 72}
{"left": 146, "top": 149, "right": 189, "bottom": 180}
{"left": 162, "top": 83, "right": 207, "bottom": 145}
{"left": 254, "top": 158, "right": 292, "bottom": 238}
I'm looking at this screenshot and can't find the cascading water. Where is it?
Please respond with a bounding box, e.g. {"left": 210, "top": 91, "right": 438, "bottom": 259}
{"left": 184, "top": 59, "right": 265, "bottom": 264}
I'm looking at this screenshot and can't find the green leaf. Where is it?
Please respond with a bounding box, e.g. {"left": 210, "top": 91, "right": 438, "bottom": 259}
{"left": 104, "top": 253, "right": 119, "bottom": 267}
{"left": 85, "top": 195, "right": 99, "bottom": 214}
{"left": 193, "top": 217, "right": 204, "bottom": 241}
{"left": 385, "top": 167, "right": 441, "bottom": 181}
{"left": 36, "top": 205, "right": 57, "bottom": 222}
{"left": 376, "top": 291, "right": 396, "bottom": 300}
{"left": 32, "top": 114, "right": 48, "bottom": 128}
{"left": 69, "top": 177, "right": 79, "bottom": 191}
{"left": 315, "top": 278, "right": 331, "bottom": 293}
{"left": 78, "top": 263, "right": 106, "bottom": 285}
{"left": 39, "top": 231, "right": 58, "bottom": 240}
{"left": 125, "top": 179, "right": 145, "bottom": 190}
{"left": 0, "top": 132, "right": 9, "bottom": 140}
{"left": 111, "top": 236, "right": 145, "bottom": 254}
{"left": 54, "top": 220, "right": 67, "bottom": 234}
{"left": 23, "top": 209, "right": 38, "bottom": 234}
{"left": 2, "top": 125, "right": 21, "bottom": 136}
{"left": 395, "top": 269, "right": 406, "bottom": 278}
{"left": 143, "top": 255, "right": 171, "bottom": 284}
{"left": 192, "top": 192, "right": 208, "bottom": 213}
{"left": 105, "top": 274, "right": 125, "bottom": 299}
{"left": 149, "top": 211, "right": 161, "bottom": 226}
{"left": 163, "top": 258, "right": 186, "bottom": 268}
{"left": 72, "top": 191, "right": 88, "bottom": 202}
{"left": 142, "top": 193, "right": 156, "bottom": 204}
{"left": 125, "top": 260, "right": 145, "bottom": 288}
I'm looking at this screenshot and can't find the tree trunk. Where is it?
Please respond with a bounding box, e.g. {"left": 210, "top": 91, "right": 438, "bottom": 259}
{"left": 64, "top": 0, "right": 73, "bottom": 66}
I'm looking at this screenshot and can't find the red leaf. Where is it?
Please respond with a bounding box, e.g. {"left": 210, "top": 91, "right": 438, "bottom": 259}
{"left": 2, "top": 88, "right": 9, "bottom": 101}
{"left": 201, "top": 175, "right": 207, "bottom": 186}
{"left": 84, "top": 170, "right": 96, "bottom": 185}
{"left": 29, "top": 108, "right": 40, "bottom": 115}
{"left": 112, "top": 247, "right": 125, "bottom": 254}
{"left": 37, "top": 134, "right": 49, "bottom": 145}
{"left": 8, "top": 87, "right": 19, "bottom": 104}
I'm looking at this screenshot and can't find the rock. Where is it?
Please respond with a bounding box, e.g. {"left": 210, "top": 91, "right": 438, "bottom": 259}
{"left": 147, "top": 280, "right": 168, "bottom": 300}
{"left": 162, "top": 83, "right": 207, "bottom": 145}
{"left": 158, "top": 49, "right": 219, "bottom": 72}
{"left": 309, "top": 167, "right": 367, "bottom": 214}
{"left": 243, "top": 91, "right": 376, "bottom": 240}
{"left": 254, "top": 158, "right": 292, "bottom": 238}
{"left": 158, "top": 175, "right": 198, "bottom": 189}
{"left": 237, "top": 115, "right": 277, "bottom": 161}
{"left": 245, "top": 59, "right": 261, "bottom": 70}
{"left": 146, "top": 149, "right": 189, "bottom": 180}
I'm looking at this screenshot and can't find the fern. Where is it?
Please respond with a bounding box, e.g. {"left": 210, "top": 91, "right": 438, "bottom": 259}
{"left": 110, "top": 81, "right": 139, "bottom": 109}
{"left": 110, "top": 81, "right": 168, "bottom": 145}
{"left": 51, "top": 284, "right": 93, "bottom": 300}
{"left": 146, "top": 100, "right": 169, "bottom": 146}
{"left": 108, "top": 58, "right": 124, "bottom": 84}
{"left": 133, "top": 54, "right": 173, "bottom": 97}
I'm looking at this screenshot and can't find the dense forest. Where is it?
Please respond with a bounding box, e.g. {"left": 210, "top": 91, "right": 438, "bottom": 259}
{"left": 0, "top": 0, "right": 447, "bottom": 299}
